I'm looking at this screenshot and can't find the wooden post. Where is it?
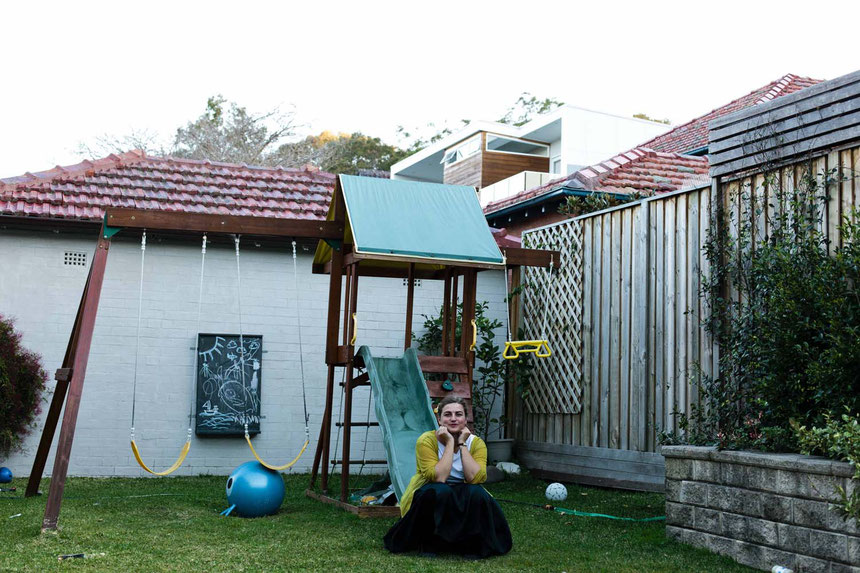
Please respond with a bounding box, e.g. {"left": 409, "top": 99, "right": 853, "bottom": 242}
{"left": 312, "top": 187, "right": 346, "bottom": 493}
{"left": 341, "top": 263, "right": 359, "bottom": 501}
{"left": 41, "top": 235, "right": 111, "bottom": 531}
{"left": 460, "top": 269, "right": 478, "bottom": 385}
{"left": 404, "top": 263, "right": 415, "bottom": 351}
{"left": 449, "top": 272, "right": 459, "bottom": 357}
{"left": 505, "top": 266, "right": 522, "bottom": 439}
{"left": 26, "top": 261, "right": 93, "bottom": 497}
{"left": 441, "top": 270, "right": 451, "bottom": 356}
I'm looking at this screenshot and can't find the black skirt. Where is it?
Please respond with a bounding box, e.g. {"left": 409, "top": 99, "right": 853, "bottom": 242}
{"left": 383, "top": 482, "right": 513, "bottom": 558}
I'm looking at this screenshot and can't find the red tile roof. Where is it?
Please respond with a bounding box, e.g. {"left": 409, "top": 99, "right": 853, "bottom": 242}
{"left": 483, "top": 74, "right": 822, "bottom": 217}
{"left": 0, "top": 150, "right": 335, "bottom": 222}
{"left": 483, "top": 148, "right": 709, "bottom": 215}
{"left": 639, "top": 74, "right": 822, "bottom": 154}
{"left": 575, "top": 149, "right": 710, "bottom": 195}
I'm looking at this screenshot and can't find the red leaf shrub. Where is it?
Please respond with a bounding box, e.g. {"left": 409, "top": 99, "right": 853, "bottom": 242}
{"left": 0, "top": 314, "right": 48, "bottom": 459}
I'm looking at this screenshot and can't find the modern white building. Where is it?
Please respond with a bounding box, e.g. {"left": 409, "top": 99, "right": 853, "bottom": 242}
{"left": 390, "top": 106, "right": 672, "bottom": 207}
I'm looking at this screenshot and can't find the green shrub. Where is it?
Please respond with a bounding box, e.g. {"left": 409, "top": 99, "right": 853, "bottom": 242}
{"left": 680, "top": 169, "right": 860, "bottom": 451}
{"left": 792, "top": 411, "right": 860, "bottom": 522}
{"left": 0, "top": 314, "right": 48, "bottom": 459}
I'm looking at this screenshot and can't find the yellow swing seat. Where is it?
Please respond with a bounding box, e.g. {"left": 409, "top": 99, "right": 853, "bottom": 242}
{"left": 503, "top": 340, "right": 552, "bottom": 360}
{"left": 131, "top": 439, "right": 191, "bottom": 476}
{"left": 245, "top": 433, "right": 309, "bottom": 471}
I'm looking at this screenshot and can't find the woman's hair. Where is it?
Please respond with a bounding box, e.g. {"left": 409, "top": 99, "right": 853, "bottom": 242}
{"left": 436, "top": 395, "right": 467, "bottom": 416}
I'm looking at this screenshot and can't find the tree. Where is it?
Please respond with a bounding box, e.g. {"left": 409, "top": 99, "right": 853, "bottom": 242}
{"left": 76, "top": 128, "right": 168, "bottom": 159}
{"left": 498, "top": 92, "right": 564, "bottom": 127}
{"left": 0, "top": 314, "right": 48, "bottom": 458}
{"left": 172, "top": 95, "right": 299, "bottom": 165}
{"left": 273, "top": 131, "right": 410, "bottom": 175}
{"left": 633, "top": 113, "right": 671, "bottom": 125}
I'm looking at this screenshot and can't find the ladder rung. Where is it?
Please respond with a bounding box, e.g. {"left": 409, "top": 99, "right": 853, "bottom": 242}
{"left": 335, "top": 422, "right": 379, "bottom": 427}
{"left": 330, "top": 459, "right": 387, "bottom": 465}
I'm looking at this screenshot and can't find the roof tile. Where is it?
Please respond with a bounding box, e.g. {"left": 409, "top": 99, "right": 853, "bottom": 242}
{"left": 0, "top": 150, "right": 336, "bottom": 222}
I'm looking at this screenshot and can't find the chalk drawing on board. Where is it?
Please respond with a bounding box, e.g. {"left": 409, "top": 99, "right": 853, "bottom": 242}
{"left": 195, "top": 334, "right": 262, "bottom": 436}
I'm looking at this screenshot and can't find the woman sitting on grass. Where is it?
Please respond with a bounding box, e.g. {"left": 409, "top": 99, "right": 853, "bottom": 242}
{"left": 383, "top": 396, "right": 512, "bottom": 558}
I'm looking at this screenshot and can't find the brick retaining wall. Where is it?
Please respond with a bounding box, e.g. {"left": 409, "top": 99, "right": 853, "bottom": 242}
{"left": 662, "top": 446, "right": 858, "bottom": 572}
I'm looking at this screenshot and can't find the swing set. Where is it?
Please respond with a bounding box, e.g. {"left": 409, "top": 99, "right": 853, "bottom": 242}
{"left": 26, "top": 176, "right": 559, "bottom": 530}
{"left": 26, "top": 209, "right": 344, "bottom": 531}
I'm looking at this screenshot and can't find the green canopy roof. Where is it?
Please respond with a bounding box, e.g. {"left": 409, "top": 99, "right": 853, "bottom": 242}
{"left": 338, "top": 175, "right": 503, "bottom": 266}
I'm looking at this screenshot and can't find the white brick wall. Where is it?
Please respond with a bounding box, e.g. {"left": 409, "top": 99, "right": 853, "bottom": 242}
{"left": 0, "top": 228, "right": 508, "bottom": 477}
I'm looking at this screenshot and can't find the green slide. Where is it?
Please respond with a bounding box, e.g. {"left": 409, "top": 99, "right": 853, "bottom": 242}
{"left": 356, "top": 346, "right": 438, "bottom": 502}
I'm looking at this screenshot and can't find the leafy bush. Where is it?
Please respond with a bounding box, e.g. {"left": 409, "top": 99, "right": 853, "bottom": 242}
{"left": 680, "top": 169, "right": 860, "bottom": 451}
{"left": 0, "top": 314, "right": 48, "bottom": 458}
{"left": 792, "top": 411, "right": 860, "bottom": 522}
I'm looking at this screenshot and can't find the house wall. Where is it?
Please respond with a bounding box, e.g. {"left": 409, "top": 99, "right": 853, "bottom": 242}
{"left": 0, "top": 226, "right": 509, "bottom": 478}
{"left": 560, "top": 107, "right": 671, "bottom": 173}
{"left": 480, "top": 149, "right": 550, "bottom": 189}
{"left": 443, "top": 149, "right": 483, "bottom": 188}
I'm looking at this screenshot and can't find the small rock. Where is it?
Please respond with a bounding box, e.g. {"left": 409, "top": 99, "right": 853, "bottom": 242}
{"left": 495, "top": 462, "right": 521, "bottom": 475}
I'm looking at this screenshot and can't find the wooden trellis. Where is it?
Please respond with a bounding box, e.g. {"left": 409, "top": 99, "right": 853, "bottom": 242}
{"left": 521, "top": 219, "right": 583, "bottom": 414}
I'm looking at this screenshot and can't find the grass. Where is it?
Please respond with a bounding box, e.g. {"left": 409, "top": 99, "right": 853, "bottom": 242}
{"left": 0, "top": 471, "right": 752, "bottom": 572}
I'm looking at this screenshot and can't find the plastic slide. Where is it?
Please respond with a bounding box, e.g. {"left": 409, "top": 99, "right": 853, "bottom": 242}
{"left": 356, "top": 346, "right": 438, "bottom": 502}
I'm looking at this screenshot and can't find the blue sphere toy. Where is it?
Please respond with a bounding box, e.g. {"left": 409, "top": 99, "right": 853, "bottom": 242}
{"left": 0, "top": 467, "right": 11, "bottom": 483}
{"left": 224, "top": 461, "right": 285, "bottom": 517}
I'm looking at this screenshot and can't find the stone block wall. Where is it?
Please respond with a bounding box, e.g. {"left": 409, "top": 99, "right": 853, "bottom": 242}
{"left": 663, "top": 445, "right": 858, "bottom": 572}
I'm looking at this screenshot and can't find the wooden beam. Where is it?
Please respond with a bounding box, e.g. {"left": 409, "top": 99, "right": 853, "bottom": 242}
{"left": 501, "top": 246, "right": 560, "bottom": 268}
{"left": 105, "top": 208, "right": 343, "bottom": 239}
{"left": 417, "top": 355, "right": 469, "bottom": 374}
{"left": 26, "top": 262, "right": 92, "bottom": 499}
{"left": 304, "top": 489, "right": 401, "bottom": 518}
{"left": 41, "top": 235, "right": 111, "bottom": 531}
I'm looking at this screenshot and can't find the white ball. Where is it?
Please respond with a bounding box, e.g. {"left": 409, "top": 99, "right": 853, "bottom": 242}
{"left": 545, "top": 482, "right": 568, "bottom": 502}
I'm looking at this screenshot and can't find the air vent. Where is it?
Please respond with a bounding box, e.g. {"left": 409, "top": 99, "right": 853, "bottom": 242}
{"left": 64, "top": 251, "right": 87, "bottom": 266}
{"left": 402, "top": 278, "right": 422, "bottom": 288}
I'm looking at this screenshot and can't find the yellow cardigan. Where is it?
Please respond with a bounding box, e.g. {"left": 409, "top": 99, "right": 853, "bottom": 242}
{"left": 398, "top": 430, "right": 488, "bottom": 516}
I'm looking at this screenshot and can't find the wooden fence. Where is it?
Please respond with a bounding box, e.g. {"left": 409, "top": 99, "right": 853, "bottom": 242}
{"left": 515, "top": 70, "right": 860, "bottom": 491}
{"left": 519, "top": 184, "right": 714, "bottom": 491}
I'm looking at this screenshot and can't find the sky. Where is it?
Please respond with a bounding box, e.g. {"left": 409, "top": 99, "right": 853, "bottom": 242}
{"left": 2, "top": 0, "right": 859, "bottom": 177}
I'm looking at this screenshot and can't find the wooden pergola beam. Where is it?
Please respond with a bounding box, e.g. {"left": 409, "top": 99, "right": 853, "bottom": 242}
{"left": 105, "top": 208, "right": 344, "bottom": 239}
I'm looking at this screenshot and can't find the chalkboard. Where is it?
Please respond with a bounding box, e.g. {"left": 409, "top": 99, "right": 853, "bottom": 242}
{"left": 195, "top": 333, "right": 262, "bottom": 436}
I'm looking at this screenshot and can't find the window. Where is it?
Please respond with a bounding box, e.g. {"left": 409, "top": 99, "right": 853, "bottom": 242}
{"left": 552, "top": 157, "right": 562, "bottom": 174}
{"left": 441, "top": 135, "right": 481, "bottom": 165}
{"left": 485, "top": 134, "right": 549, "bottom": 157}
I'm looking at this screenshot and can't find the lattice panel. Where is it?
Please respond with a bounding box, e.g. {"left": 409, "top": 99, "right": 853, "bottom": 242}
{"left": 520, "top": 220, "right": 584, "bottom": 414}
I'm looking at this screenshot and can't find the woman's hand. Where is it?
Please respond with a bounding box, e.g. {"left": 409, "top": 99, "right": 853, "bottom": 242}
{"left": 457, "top": 426, "right": 472, "bottom": 446}
{"left": 436, "top": 426, "right": 454, "bottom": 446}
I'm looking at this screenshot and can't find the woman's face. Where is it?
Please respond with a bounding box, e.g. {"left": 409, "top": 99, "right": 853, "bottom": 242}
{"left": 439, "top": 403, "right": 467, "bottom": 434}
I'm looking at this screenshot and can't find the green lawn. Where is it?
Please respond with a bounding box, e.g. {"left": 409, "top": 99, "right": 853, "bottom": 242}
{"left": 0, "top": 471, "right": 751, "bottom": 572}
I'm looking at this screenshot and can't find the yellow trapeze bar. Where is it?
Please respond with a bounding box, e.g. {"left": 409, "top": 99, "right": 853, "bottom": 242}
{"left": 130, "top": 439, "right": 191, "bottom": 476}
{"left": 503, "top": 340, "right": 552, "bottom": 360}
{"left": 245, "top": 436, "right": 310, "bottom": 471}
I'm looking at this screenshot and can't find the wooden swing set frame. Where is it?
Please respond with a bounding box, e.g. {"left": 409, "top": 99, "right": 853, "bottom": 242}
{"left": 26, "top": 193, "right": 557, "bottom": 530}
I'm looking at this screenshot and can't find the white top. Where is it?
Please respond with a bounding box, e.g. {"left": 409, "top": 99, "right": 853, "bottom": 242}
{"left": 437, "top": 434, "right": 475, "bottom": 482}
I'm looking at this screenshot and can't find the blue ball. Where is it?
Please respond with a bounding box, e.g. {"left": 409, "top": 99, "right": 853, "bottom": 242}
{"left": 225, "top": 462, "right": 285, "bottom": 517}
{"left": 0, "top": 467, "right": 11, "bottom": 483}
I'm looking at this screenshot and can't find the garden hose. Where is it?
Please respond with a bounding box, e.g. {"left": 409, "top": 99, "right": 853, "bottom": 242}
{"left": 497, "top": 498, "right": 665, "bottom": 522}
